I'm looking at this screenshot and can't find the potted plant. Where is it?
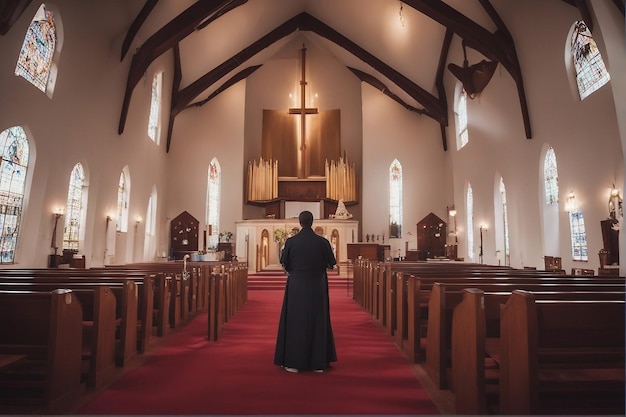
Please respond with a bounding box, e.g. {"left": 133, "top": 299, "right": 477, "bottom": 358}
{"left": 219, "top": 231, "right": 233, "bottom": 243}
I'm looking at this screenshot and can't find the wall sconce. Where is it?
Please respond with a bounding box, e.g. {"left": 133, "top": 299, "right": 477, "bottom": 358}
{"left": 50, "top": 208, "right": 65, "bottom": 255}
{"left": 479, "top": 225, "right": 488, "bottom": 264}
{"left": 565, "top": 192, "right": 578, "bottom": 212}
{"left": 135, "top": 216, "right": 142, "bottom": 232}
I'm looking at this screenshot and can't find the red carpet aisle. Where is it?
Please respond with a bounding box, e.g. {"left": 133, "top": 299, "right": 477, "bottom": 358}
{"left": 78, "top": 289, "right": 440, "bottom": 415}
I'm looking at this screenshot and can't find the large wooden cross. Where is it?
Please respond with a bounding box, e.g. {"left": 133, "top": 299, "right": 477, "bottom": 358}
{"left": 289, "top": 44, "right": 318, "bottom": 179}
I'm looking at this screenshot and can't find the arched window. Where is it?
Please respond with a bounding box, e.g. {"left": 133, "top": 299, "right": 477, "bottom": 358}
{"left": 116, "top": 168, "right": 130, "bottom": 232}
{"left": 63, "top": 163, "right": 85, "bottom": 251}
{"left": 455, "top": 87, "right": 469, "bottom": 150}
{"left": 389, "top": 159, "right": 402, "bottom": 238}
{"left": 206, "top": 158, "right": 221, "bottom": 249}
{"left": 15, "top": 3, "right": 57, "bottom": 93}
{"left": 566, "top": 193, "right": 588, "bottom": 261}
{"left": 148, "top": 72, "right": 163, "bottom": 143}
{"left": 466, "top": 184, "right": 474, "bottom": 261}
{"left": 143, "top": 187, "right": 157, "bottom": 261}
{"left": 499, "top": 177, "right": 510, "bottom": 264}
{"left": 544, "top": 146, "right": 559, "bottom": 204}
{"left": 0, "top": 126, "right": 30, "bottom": 263}
{"left": 571, "top": 21, "right": 610, "bottom": 100}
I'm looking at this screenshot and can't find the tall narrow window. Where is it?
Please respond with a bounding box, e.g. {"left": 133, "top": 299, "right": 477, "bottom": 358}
{"left": 15, "top": 4, "right": 57, "bottom": 93}
{"left": 143, "top": 188, "right": 157, "bottom": 261}
{"left": 0, "top": 126, "right": 30, "bottom": 263}
{"left": 148, "top": 72, "right": 163, "bottom": 143}
{"left": 389, "top": 159, "right": 403, "bottom": 238}
{"left": 466, "top": 184, "right": 474, "bottom": 261}
{"left": 116, "top": 168, "right": 130, "bottom": 232}
{"left": 544, "top": 146, "right": 559, "bottom": 204}
{"left": 206, "top": 158, "right": 221, "bottom": 249}
{"left": 63, "top": 163, "right": 85, "bottom": 251}
{"left": 567, "top": 195, "right": 588, "bottom": 261}
{"left": 571, "top": 21, "right": 610, "bottom": 100}
{"left": 499, "top": 177, "right": 510, "bottom": 264}
{"left": 456, "top": 88, "right": 469, "bottom": 149}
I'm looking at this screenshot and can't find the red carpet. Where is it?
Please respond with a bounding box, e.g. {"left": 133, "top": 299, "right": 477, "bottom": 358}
{"left": 78, "top": 288, "right": 439, "bottom": 415}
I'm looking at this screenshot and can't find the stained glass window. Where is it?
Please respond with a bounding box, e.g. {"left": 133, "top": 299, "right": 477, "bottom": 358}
{"left": 0, "top": 127, "right": 30, "bottom": 263}
{"left": 143, "top": 189, "right": 157, "bottom": 261}
{"left": 207, "top": 158, "right": 221, "bottom": 249}
{"left": 15, "top": 4, "right": 56, "bottom": 93}
{"left": 467, "top": 184, "right": 474, "bottom": 261}
{"left": 571, "top": 21, "right": 610, "bottom": 100}
{"left": 544, "top": 147, "right": 559, "bottom": 204}
{"left": 569, "top": 207, "right": 588, "bottom": 261}
{"left": 389, "top": 159, "right": 402, "bottom": 238}
{"left": 148, "top": 72, "right": 163, "bottom": 143}
{"left": 63, "top": 163, "right": 85, "bottom": 251}
{"left": 456, "top": 88, "right": 468, "bottom": 149}
{"left": 499, "top": 177, "right": 510, "bottom": 262}
{"left": 116, "top": 170, "right": 129, "bottom": 232}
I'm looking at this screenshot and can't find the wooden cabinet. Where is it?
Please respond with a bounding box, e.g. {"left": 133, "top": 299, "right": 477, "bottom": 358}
{"left": 171, "top": 211, "right": 199, "bottom": 260}
{"left": 347, "top": 243, "right": 390, "bottom": 261}
{"left": 416, "top": 212, "right": 447, "bottom": 259}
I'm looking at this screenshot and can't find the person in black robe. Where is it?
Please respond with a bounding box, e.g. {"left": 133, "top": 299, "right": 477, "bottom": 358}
{"left": 273, "top": 210, "right": 337, "bottom": 373}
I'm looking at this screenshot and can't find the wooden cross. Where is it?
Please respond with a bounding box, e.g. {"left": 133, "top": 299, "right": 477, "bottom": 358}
{"left": 289, "top": 44, "right": 318, "bottom": 179}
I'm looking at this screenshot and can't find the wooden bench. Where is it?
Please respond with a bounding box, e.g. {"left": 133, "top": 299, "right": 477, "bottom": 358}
{"left": 425, "top": 281, "right": 625, "bottom": 390}
{"left": 450, "top": 288, "right": 625, "bottom": 414}
{"left": 499, "top": 290, "right": 625, "bottom": 415}
{"left": 0, "top": 289, "right": 84, "bottom": 413}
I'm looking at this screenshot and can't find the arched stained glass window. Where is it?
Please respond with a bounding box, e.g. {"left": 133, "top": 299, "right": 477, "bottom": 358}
{"left": 0, "top": 126, "right": 30, "bottom": 263}
{"left": 544, "top": 147, "right": 559, "bottom": 205}
{"left": 456, "top": 88, "right": 468, "bottom": 150}
{"left": 571, "top": 21, "right": 610, "bottom": 100}
{"left": 389, "top": 159, "right": 402, "bottom": 238}
{"left": 499, "top": 177, "right": 510, "bottom": 262}
{"left": 207, "top": 158, "right": 221, "bottom": 249}
{"left": 143, "top": 188, "right": 157, "bottom": 261}
{"left": 567, "top": 198, "right": 588, "bottom": 261}
{"left": 467, "top": 184, "right": 474, "bottom": 261}
{"left": 116, "top": 168, "right": 130, "bottom": 232}
{"left": 148, "top": 72, "right": 163, "bottom": 143}
{"left": 15, "top": 3, "right": 56, "bottom": 93}
{"left": 63, "top": 163, "right": 85, "bottom": 251}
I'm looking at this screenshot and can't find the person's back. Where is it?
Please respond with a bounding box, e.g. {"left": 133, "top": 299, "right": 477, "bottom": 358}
{"left": 273, "top": 211, "right": 337, "bottom": 373}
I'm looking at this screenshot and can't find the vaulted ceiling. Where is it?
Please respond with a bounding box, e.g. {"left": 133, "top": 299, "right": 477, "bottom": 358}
{"left": 2, "top": 0, "right": 624, "bottom": 152}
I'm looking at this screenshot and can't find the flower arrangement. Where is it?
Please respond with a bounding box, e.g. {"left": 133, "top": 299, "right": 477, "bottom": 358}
{"left": 219, "top": 231, "right": 233, "bottom": 242}
{"left": 274, "top": 228, "right": 289, "bottom": 244}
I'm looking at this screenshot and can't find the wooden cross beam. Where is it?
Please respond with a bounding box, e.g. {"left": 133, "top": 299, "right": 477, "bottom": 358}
{"left": 288, "top": 44, "right": 318, "bottom": 178}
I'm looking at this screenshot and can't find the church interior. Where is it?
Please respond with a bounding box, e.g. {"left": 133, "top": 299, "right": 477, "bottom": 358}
{"left": 0, "top": 0, "right": 625, "bottom": 415}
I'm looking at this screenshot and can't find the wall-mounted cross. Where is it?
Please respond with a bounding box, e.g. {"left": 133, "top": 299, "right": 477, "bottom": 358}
{"left": 288, "top": 44, "right": 318, "bottom": 179}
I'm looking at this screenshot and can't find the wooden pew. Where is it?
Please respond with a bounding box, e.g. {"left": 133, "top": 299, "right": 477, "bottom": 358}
{"left": 499, "top": 290, "right": 625, "bottom": 415}
{"left": 0, "top": 289, "right": 84, "bottom": 413}
{"left": 450, "top": 288, "right": 625, "bottom": 414}
{"left": 425, "top": 281, "right": 625, "bottom": 390}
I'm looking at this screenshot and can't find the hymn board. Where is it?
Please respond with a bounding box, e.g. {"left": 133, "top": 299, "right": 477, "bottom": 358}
{"left": 247, "top": 44, "right": 357, "bottom": 218}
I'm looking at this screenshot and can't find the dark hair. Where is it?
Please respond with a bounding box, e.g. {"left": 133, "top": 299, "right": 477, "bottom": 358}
{"left": 299, "top": 210, "right": 314, "bottom": 228}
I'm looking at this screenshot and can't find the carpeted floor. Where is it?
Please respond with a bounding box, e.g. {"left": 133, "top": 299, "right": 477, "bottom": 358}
{"left": 78, "top": 288, "right": 440, "bottom": 415}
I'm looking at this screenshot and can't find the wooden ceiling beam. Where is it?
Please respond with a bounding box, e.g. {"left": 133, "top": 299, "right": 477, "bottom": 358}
{"left": 120, "top": 0, "right": 158, "bottom": 61}
{"left": 119, "top": 0, "right": 232, "bottom": 134}
{"left": 0, "top": 0, "right": 32, "bottom": 35}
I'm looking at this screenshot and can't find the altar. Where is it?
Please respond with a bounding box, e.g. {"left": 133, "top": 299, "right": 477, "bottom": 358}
{"left": 235, "top": 219, "right": 358, "bottom": 272}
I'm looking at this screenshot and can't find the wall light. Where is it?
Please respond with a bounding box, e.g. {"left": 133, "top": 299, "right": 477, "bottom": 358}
{"left": 565, "top": 192, "right": 578, "bottom": 212}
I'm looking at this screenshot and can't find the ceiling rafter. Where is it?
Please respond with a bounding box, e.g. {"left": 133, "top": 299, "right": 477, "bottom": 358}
{"left": 0, "top": 0, "right": 32, "bottom": 35}
{"left": 402, "top": 0, "right": 531, "bottom": 139}
{"left": 120, "top": 0, "right": 158, "bottom": 61}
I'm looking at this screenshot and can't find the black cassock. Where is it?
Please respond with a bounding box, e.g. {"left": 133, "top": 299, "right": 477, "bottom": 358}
{"left": 273, "top": 227, "right": 337, "bottom": 371}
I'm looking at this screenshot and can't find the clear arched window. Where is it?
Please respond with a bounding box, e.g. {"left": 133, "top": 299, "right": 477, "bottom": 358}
{"left": 389, "top": 159, "right": 403, "bottom": 238}
{"left": 455, "top": 88, "right": 468, "bottom": 150}
{"left": 544, "top": 146, "right": 559, "bottom": 204}
{"left": 467, "top": 184, "right": 474, "bottom": 261}
{"left": 15, "top": 3, "right": 57, "bottom": 93}
{"left": 571, "top": 21, "right": 610, "bottom": 100}
{"left": 0, "top": 126, "right": 30, "bottom": 264}
{"left": 143, "top": 188, "right": 157, "bottom": 261}
{"left": 207, "top": 158, "right": 221, "bottom": 249}
{"left": 63, "top": 163, "right": 85, "bottom": 251}
{"left": 499, "top": 177, "right": 510, "bottom": 262}
{"left": 567, "top": 194, "right": 588, "bottom": 261}
{"left": 148, "top": 72, "right": 163, "bottom": 143}
{"left": 116, "top": 168, "right": 130, "bottom": 232}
